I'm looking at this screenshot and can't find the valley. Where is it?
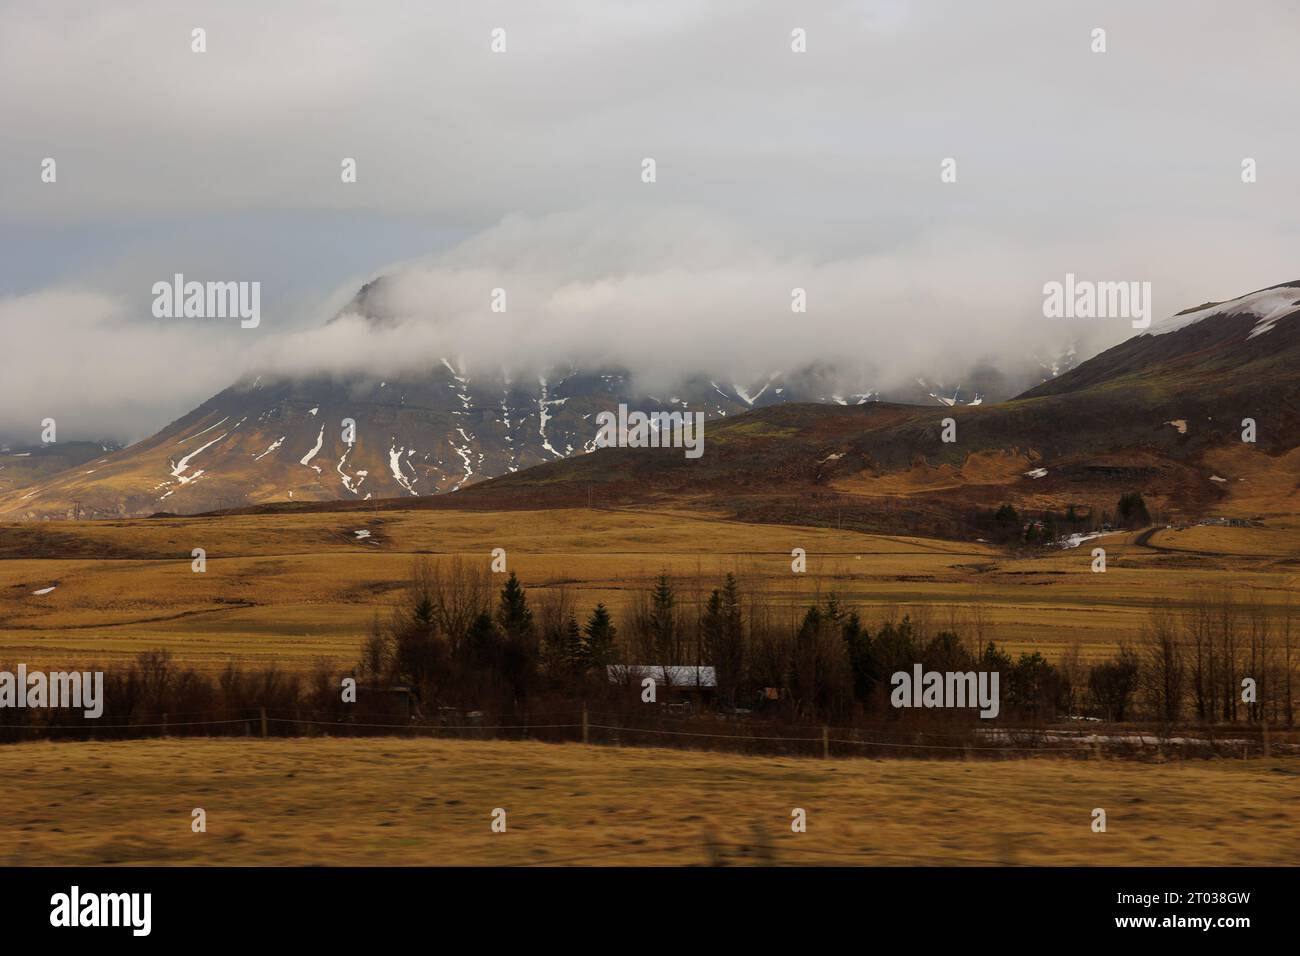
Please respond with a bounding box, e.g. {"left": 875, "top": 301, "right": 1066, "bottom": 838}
{"left": 1, "top": 506, "right": 1294, "bottom": 673}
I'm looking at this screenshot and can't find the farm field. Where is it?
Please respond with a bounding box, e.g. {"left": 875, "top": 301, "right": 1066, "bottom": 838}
{"left": 1, "top": 507, "right": 1297, "bottom": 672}
{"left": 1, "top": 737, "right": 1296, "bottom": 866}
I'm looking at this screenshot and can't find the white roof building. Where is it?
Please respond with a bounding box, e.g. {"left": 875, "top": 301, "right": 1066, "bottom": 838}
{"left": 606, "top": 665, "right": 717, "bottom": 688}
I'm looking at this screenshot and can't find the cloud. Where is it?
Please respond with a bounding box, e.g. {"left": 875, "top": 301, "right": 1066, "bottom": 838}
{"left": 0, "top": 290, "right": 246, "bottom": 442}
{"left": 2, "top": 1, "right": 1298, "bottom": 440}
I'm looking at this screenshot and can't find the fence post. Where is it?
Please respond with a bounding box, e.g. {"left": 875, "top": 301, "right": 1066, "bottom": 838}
{"left": 582, "top": 705, "right": 589, "bottom": 745}
{"left": 822, "top": 725, "right": 830, "bottom": 759}
{"left": 260, "top": 707, "right": 268, "bottom": 738}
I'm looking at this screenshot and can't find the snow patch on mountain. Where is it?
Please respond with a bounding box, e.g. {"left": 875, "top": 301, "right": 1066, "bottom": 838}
{"left": 538, "top": 376, "right": 565, "bottom": 459}
{"left": 253, "top": 437, "right": 285, "bottom": 461}
{"left": 176, "top": 416, "right": 229, "bottom": 445}
{"left": 337, "top": 445, "right": 363, "bottom": 494}
{"left": 300, "top": 426, "right": 325, "bottom": 473}
{"left": 170, "top": 432, "right": 227, "bottom": 484}
{"left": 1145, "top": 285, "right": 1300, "bottom": 338}
{"left": 734, "top": 381, "right": 769, "bottom": 406}
{"left": 388, "top": 445, "right": 418, "bottom": 495}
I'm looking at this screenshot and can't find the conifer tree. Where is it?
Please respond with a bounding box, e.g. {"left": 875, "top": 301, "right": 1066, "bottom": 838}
{"left": 584, "top": 603, "right": 618, "bottom": 668}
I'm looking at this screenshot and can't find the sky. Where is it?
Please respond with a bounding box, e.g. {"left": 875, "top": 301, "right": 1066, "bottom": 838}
{"left": 2, "top": 0, "right": 1298, "bottom": 443}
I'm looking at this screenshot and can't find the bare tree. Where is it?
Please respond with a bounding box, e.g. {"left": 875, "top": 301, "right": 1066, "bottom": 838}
{"left": 1139, "top": 603, "right": 1183, "bottom": 723}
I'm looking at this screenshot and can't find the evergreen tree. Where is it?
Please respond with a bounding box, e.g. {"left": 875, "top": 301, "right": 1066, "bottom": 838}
{"left": 718, "top": 574, "right": 745, "bottom": 705}
{"left": 562, "top": 613, "right": 586, "bottom": 674}
{"left": 464, "top": 610, "right": 500, "bottom": 670}
{"left": 495, "top": 572, "right": 536, "bottom": 703}
{"left": 584, "top": 603, "right": 617, "bottom": 668}
{"left": 648, "top": 572, "right": 679, "bottom": 661}
{"left": 412, "top": 594, "right": 435, "bottom": 630}
{"left": 841, "top": 611, "right": 875, "bottom": 702}
{"left": 496, "top": 572, "right": 533, "bottom": 638}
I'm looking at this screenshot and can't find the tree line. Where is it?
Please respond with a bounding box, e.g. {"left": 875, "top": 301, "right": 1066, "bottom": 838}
{"left": 357, "top": 559, "right": 1299, "bottom": 726}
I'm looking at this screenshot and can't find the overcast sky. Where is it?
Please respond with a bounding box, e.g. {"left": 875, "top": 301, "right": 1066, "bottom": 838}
{"left": 2, "top": 0, "right": 1298, "bottom": 443}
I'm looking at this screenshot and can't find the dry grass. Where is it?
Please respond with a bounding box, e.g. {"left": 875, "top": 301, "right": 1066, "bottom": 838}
{"left": 2, "top": 507, "right": 1297, "bottom": 671}
{"left": 1, "top": 736, "right": 1296, "bottom": 866}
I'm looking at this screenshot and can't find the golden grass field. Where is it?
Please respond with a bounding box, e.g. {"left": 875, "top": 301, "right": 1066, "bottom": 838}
{"left": 2, "top": 506, "right": 1298, "bottom": 672}
{"left": 1, "top": 737, "right": 1296, "bottom": 866}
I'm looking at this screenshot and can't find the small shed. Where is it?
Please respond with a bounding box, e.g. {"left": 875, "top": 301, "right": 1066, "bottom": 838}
{"left": 607, "top": 665, "right": 717, "bottom": 700}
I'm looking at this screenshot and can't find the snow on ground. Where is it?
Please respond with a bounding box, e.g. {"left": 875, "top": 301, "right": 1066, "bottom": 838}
{"left": 300, "top": 426, "right": 325, "bottom": 473}
{"left": 501, "top": 386, "right": 517, "bottom": 470}
{"left": 354, "top": 529, "right": 371, "bottom": 539}
{"left": 337, "top": 446, "right": 364, "bottom": 494}
{"left": 253, "top": 437, "right": 285, "bottom": 461}
{"left": 170, "top": 431, "right": 228, "bottom": 484}
{"left": 734, "top": 380, "right": 770, "bottom": 405}
{"left": 32, "top": 586, "right": 56, "bottom": 595}
{"left": 441, "top": 358, "right": 468, "bottom": 384}
{"left": 451, "top": 440, "right": 474, "bottom": 490}
{"left": 1210, "top": 475, "right": 1228, "bottom": 483}
{"left": 308, "top": 407, "right": 319, "bottom": 416}
{"left": 538, "top": 376, "right": 566, "bottom": 459}
{"left": 176, "top": 416, "right": 229, "bottom": 445}
{"left": 388, "top": 445, "right": 418, "bottom": 495}
{"left": 1061, "top": 530, "right": 1117, "bottom": 549}
{"left": 1145, "top": 285, "right": 1300, "bottom": 338}
{"left": 1024, "top": 467, "right": 1048, "bottom": 479}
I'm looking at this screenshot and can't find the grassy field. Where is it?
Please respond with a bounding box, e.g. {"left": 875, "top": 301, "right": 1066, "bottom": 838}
{"left": 1, "top": 737, "right": 1296, "bottom": 866}
{"left": 2, "top": 507, "right": 1297, "bottom": 672}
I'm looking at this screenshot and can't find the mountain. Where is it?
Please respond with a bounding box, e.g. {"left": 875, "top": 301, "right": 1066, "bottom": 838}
{"left": 0, "top": 441, "right": 122, "bottom": 507}
{"left": 0, "top": 281, "right": 1065, "bottom": 521}
{"left": 435, "top": 281, "right": 1300, "bottom": 536}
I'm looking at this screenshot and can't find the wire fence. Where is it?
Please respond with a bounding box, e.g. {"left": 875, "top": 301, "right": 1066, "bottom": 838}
{"left": 3, "top": 703, "right": 1294, "bottom": 761}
